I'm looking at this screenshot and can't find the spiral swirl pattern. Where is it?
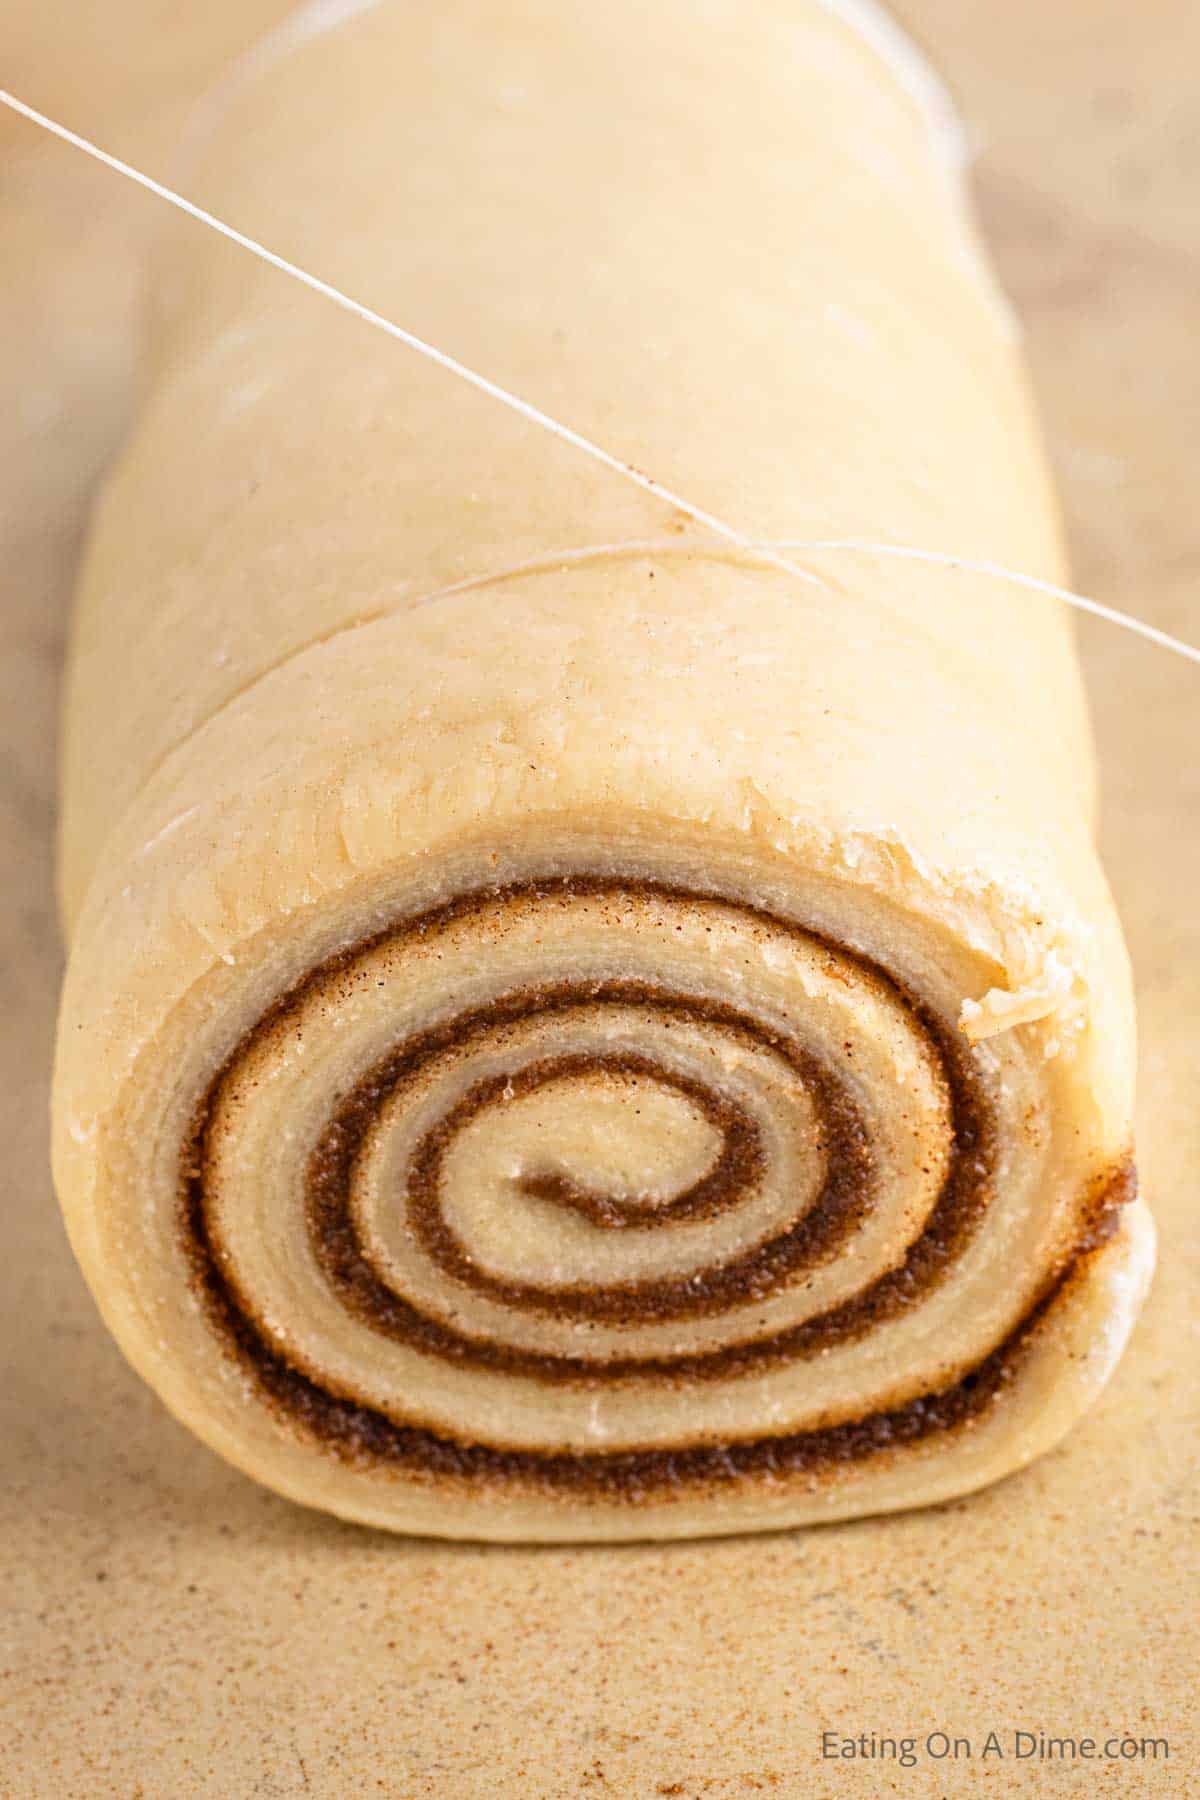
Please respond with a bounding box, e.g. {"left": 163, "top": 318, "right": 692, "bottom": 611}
{"left": 180, "top": 877, "right": 1131, "bottom": 1501}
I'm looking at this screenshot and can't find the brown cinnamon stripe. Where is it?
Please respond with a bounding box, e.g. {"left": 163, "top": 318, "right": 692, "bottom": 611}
{"left": 183, "top": 1168, "right": 1134, "bottom": 1493}
{"left": 317, "top": 995, "right": 875, "bottom": 1329}
{"left": 178, "top": 873, "right": 1136, "bottom": 1486}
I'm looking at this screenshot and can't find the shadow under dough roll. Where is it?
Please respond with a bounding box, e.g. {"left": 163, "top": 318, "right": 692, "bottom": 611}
{"left": 52, "top": 0, "right": 1155, "bottom": 1540}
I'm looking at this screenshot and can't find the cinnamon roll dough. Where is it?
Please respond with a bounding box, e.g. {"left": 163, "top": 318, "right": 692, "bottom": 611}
{"left": 52, "top": 0, "right": 1154, "bottom": 1539}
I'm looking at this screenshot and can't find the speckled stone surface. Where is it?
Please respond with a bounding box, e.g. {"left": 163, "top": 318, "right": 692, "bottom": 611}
{"left": 1, "top": 3, "right": 1196, "bottom": 1793}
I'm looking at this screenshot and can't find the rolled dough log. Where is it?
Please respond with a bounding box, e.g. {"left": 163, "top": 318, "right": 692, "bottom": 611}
{"left": 52, "top": 0, "right": 1154, "bottom": 1539}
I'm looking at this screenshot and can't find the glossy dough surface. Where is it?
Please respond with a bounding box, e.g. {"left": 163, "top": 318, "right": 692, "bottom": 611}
{"left": 52, "top": 0, "right": 1153, "bottom": 1539}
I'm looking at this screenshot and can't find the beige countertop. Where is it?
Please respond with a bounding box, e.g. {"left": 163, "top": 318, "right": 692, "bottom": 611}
{"left": 1, "top": 2, "right": 1196, "bottom": 1793}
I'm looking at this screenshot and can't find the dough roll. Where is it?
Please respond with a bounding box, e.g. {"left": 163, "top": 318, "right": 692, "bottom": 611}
{"left": 52, "top": 0, "right": 1154, "bottom": 1540}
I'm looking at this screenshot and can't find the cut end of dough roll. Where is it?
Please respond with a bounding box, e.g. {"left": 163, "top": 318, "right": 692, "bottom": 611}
{"left": 53, "top": 791, "right": 1149, "bottom": 1540}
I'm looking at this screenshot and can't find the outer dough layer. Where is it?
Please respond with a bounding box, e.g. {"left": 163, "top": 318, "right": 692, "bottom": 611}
{"left": 52, "top": 0, "right": 1153, "bottom": 1540}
